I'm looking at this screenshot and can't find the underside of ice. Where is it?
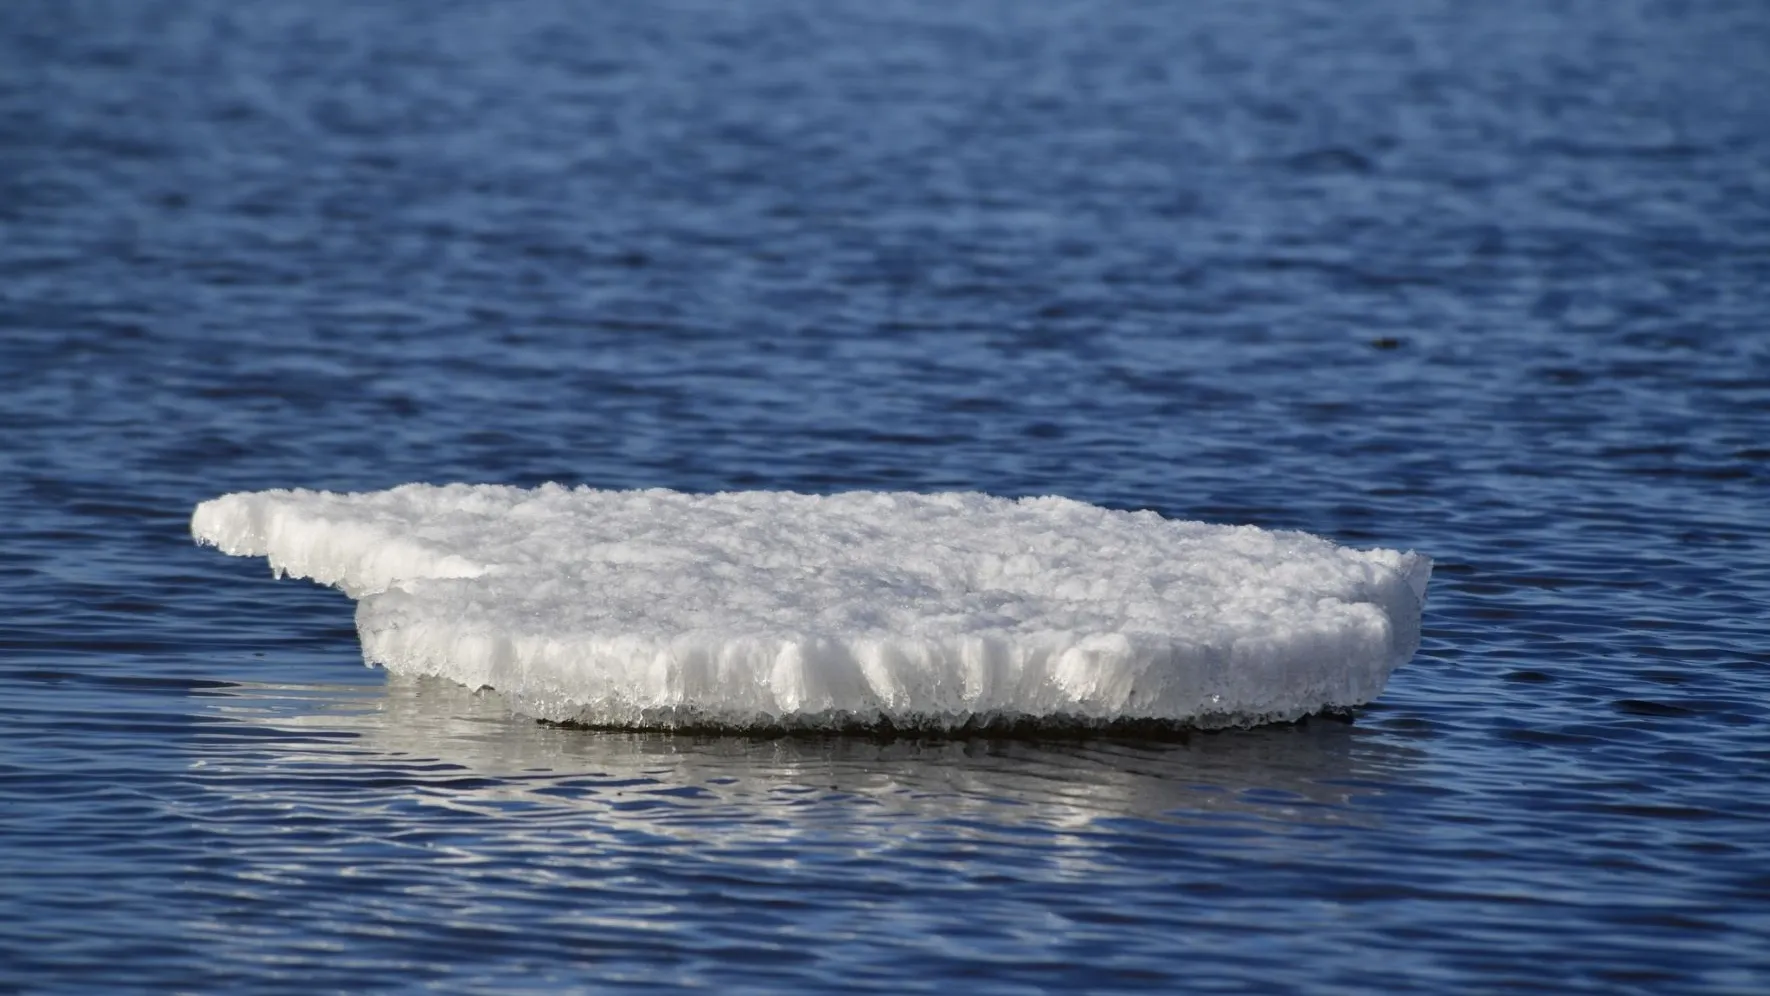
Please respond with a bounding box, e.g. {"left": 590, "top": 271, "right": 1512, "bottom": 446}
{"left": 192, "top": 485, "right": 1431, "bottom": 732}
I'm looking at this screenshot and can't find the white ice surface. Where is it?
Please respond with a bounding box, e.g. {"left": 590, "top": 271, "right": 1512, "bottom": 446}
{"left": 192, "top": 484, "right": 1431, "bottom": 730}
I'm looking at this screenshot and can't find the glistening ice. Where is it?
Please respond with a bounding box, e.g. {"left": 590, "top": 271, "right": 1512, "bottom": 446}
{"left": 191, "top": 485, "right": 1431, "bottom": 731}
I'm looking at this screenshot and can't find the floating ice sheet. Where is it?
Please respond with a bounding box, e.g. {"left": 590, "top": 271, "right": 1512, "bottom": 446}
{"left": 192, "top": 485, "right": 1430, "bottom": 731}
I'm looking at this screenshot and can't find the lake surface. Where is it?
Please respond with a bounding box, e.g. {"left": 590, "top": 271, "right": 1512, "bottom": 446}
{"left": 4, "top": 0, "right": 1769, "bottom": 991}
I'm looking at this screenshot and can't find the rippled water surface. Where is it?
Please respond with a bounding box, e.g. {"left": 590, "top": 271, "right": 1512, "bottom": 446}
{"left": 5, "top": 0, "right": 1770, "bottom": 991}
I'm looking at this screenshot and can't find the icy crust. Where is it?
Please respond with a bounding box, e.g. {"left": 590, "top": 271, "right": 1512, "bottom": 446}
{"left": 192, "top": 485, "right": 1431, "bottom": 731}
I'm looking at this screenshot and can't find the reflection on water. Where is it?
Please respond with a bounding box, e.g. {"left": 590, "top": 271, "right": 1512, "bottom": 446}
{"left": 197, "top": 671, "right": 1421, "bottom": 841}
{"left": 164, "top": 671, "right": 1437, "bottom": 989}
{"left": 163, "top": 668, "right": 1764, "bottom": 992}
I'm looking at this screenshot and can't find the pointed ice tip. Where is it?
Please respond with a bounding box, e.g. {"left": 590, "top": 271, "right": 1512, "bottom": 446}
{"left": 1404, "top": 553, "right": 1433, "bottom": 605}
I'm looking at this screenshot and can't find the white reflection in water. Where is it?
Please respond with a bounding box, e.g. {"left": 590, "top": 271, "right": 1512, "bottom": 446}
{"left": 193, "top": 670, "right": 1421, "bottom": 842}
{"left": 170, "top": 668, "right": 1432, "bottom": 980}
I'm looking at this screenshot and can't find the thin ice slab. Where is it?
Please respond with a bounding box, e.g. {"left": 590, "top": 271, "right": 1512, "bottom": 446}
{"left": 192, "top": 484, "right": 1430, "bottom": 732}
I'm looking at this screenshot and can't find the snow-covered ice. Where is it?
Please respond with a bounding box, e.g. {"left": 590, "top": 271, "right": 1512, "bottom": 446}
{"left": 192, "top": 484, "right": 1431, "bottom": 731}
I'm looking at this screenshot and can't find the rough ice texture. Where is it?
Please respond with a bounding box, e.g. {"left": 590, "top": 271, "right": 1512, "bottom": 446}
{"left": 192, "top": 485, "right": 1431, "bottom": 732}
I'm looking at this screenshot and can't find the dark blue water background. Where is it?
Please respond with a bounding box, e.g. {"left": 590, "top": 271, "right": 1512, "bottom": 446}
{"left": 4, "top": 0, "right": 1769, "bottom": 991}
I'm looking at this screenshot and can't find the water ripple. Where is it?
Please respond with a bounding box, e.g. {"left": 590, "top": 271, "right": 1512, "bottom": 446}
{"left": 5, "top": 0, "right": 1770, "bottom": 990}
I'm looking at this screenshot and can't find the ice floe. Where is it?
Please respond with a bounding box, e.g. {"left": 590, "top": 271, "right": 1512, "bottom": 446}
{"left": 193, "top": 484, "right": 1430, "bottom": 731}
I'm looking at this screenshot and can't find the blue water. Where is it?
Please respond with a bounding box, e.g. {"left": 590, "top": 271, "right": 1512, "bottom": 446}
{"left": 4, "top": 0, "right": 1769, "bottom": 991}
